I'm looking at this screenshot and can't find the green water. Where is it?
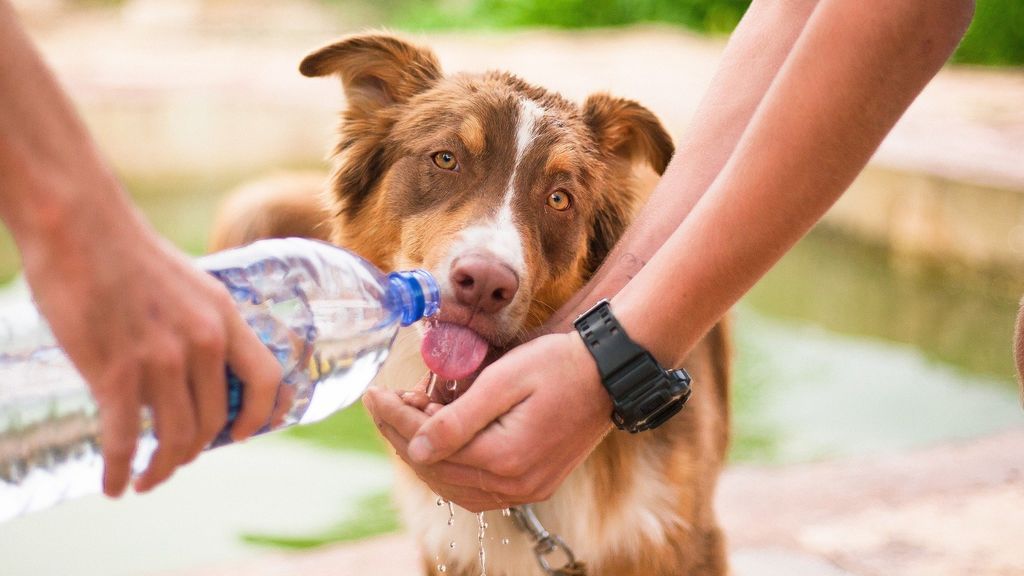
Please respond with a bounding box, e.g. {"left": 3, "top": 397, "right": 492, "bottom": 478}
{"left": 746, "top": 228, "right": 1020, "bottom": 385}
{"left": 733, "top": 229, "right": 1023, "bottom": 463}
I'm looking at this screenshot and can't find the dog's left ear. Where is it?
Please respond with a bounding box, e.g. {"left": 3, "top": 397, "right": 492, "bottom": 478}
{"left": 581, "top": 94, "right": 674, "bottom": 276}
{"left": 583, "top": 93, "right": 674, "bottom": 175}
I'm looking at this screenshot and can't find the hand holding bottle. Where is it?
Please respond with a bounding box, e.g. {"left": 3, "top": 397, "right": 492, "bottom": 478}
{"left": 0, "top": 1, "right": 283, "bottom": 498}
{"left": 19, "top": 196, "right": 283, "bottom": 497}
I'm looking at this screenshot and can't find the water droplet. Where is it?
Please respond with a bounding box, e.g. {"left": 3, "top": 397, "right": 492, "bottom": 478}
{"left": 437, "top": 564, "right": 447, "bottom": 573}
{"left": 501, "top": 538, "right": 510, "bottom": 545}
{"left": 477, "top": 512, "right": 488, "bottom": 576}
{"left": 427, "top": 372, "right": 439, "bottom": 397}
{"left": 448, "top": 517, "right": 455, "bottom": 526}
{"left": 446, "top": 379, "right": 458, "bottom": 392}
{"left": 436, "top": 497, "right": 444, "bottom": 507}
{"left": 449, "top": 541, "right": 456, "bottom": 549}
{"left": 501, "top": 508, "right": 511, "bottom": 517}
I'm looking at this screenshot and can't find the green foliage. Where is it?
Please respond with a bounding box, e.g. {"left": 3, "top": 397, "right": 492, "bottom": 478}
{"left": 953, "top": 0, "right": 1024, "bottom": 66}
{"left": 390, "top": 0, "right": 1023, "bottom": 67}
{"left": 241, "top": 490, "right": 399, "bottom": 549}
{"left": 394, "top": 0, "right": 749, "bottom": 34}
{"left": 283, "top": 402, "right": 388, "bottom": 455}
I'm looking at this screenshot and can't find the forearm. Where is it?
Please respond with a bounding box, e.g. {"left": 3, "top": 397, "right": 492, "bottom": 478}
{"left": 548, "top": 0, "right": 819, "bottom": 330}
{"left": 0, "top": 1, "right": 133, "bottom": 250}
{"left": 614, "top": 0, "right": 974, "bottom": 366}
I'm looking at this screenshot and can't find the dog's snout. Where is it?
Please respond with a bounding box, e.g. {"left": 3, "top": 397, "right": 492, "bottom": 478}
{"left": 450, "top": 254, "right": 519, "bottom": 314}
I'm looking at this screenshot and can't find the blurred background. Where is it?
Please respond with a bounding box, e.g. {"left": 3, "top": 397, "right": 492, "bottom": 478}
{"left": 1, "top": 1, "right": 1023, "bottom": 575}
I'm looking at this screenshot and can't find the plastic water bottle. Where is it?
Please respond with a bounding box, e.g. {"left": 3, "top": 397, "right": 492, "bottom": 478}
{"left": 0, "top": 238, "right": 439, "bottom": 522}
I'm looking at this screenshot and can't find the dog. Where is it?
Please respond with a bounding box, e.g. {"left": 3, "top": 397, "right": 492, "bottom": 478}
{"left": 210, "top": 33, "right": 731, "bottom": 576}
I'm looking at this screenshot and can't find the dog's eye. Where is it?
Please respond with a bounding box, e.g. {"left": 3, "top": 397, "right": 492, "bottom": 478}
{"left": 432, "top": 151, "right": 459, "bottom": 171}
{"left": 546, "top": 190, "right": 572, "bottom": 211}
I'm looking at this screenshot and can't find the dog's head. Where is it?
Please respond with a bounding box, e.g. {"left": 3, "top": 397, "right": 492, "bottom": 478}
{"left": 302, "top": 34, "right": 673, "bottom": 387}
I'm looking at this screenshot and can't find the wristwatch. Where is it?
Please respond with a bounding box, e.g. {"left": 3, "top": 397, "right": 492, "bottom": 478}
{"left": 573, "top": 299, "right": 691, "bottom": 433}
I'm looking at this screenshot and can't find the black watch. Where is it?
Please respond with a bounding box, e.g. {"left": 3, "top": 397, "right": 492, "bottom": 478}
{"left": 573, "top": 299, "right": 691, "bottom": 433}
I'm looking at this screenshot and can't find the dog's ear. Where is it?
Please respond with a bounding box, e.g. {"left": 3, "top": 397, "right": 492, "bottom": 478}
{"left": 299, "top": 34, "right": 441, "bottom": 226}
{"left": 300, "top": 34, "right": 442, "bottom": 114}
{"left": 581, "top": 94, "right": 673, "bottom": 276}
{"left": 583, "top": 93, "right": 674, "bottom": 175}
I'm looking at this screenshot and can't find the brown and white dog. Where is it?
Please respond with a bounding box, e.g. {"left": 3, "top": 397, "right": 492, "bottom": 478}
{"left": 211, "top": 33, "right": 731, "bottom": 576}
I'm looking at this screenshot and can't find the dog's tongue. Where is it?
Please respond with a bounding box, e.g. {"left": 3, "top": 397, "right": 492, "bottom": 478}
{"left": 421, "top": 322, "right": 490, "bottom": 381}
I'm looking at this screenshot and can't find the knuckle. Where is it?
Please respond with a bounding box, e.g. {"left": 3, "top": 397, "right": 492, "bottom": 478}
{"left": 255, "top": 367, "right": 282, "bottom": 390}
{"left": 198, "top": 413, "right": 227, "bottom": 442}
{"left": 191, "top": 316, "right": 226, "bottom": 356}
{"left": 209, "top": 284, "right": 236, "bottom": 311}
{"left": 165, "top": 431, "right": 195, "bottom": 455}
{"left": 162, "top": 422, "right": 197, "bottom": 454}
{"left": 149, "top": 341, "right": 185, "bottom": 374}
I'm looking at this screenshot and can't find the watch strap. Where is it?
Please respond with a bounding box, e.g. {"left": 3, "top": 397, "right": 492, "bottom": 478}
{"left": 573, "top": 299, "right": 649, "bottom": 381}
{"left": 574, "top": 299, "right": 691, "bottom": 433}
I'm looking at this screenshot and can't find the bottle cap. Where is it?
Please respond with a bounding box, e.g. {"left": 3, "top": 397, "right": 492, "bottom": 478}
{"left": 388, "top": 270, "right": 441, "bottom": 326}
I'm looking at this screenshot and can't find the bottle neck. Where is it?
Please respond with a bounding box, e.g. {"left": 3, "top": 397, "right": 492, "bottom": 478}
{"left": 387, "top": 270, "right": 441, "bottom": 326}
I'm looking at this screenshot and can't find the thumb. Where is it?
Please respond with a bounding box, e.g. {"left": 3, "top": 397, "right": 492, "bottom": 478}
{"left": 408, "top": 364, "right": 526, "bottom": 464}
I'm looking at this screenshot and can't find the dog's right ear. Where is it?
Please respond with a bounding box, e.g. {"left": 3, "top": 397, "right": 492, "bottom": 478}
{"left": 300, "top": 35, "right": 442, "bottom": 229}
{"left": 299, "top": 34, "right": 442, "bottom": 114}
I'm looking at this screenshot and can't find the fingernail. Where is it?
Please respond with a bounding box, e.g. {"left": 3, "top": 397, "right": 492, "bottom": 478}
{"left": 408, "top": 436, "right": 433, "bottom": 463}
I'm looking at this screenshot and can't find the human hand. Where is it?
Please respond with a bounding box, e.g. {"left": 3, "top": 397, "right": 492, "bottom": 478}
{"left": 19, "top": 193, "right": 281, "bottom": 497}
{"left": 363, "top": 331, "right": 612, "bottom": 512}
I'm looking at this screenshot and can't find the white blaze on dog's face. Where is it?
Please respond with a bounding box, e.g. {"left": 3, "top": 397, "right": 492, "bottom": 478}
{"left": 301, "top": 35, "right": 673, "bottom": 387}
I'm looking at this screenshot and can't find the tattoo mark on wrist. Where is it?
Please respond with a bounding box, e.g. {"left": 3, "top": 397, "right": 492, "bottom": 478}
{"left": 620, "top": 253, "right": 646, "bottom": 280}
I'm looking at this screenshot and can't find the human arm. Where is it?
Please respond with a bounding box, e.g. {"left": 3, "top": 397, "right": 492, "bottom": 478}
{"left": 365, "top": 0, "right": 976, "bottom": 511}
{"left": 0, "top": 1, "right": 282, "bottom": 495}
{"left": 363, "top": 0, "right": 823, "bottom": 509}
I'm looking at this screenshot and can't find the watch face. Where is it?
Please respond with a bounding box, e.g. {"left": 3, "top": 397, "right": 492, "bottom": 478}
{"left": 619, "top": 368, "right": 691, "bottom": 433}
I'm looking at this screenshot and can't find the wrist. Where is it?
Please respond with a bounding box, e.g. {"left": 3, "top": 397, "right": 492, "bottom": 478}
{"left": 9, "top": 168, "right": 151, "bottom": 285}
{"left": 2, "top": 147, "right": 105, "bottom": 231}
{"left": 566, "top": 330, "right": 614, "bottom": 420}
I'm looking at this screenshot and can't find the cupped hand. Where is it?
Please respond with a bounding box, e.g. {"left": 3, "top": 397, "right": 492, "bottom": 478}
{"left": 21, "top": 197, "right": 282, "bottom": 497}
{"left": 363, "top": 331, "right": 612, "bottom": 512}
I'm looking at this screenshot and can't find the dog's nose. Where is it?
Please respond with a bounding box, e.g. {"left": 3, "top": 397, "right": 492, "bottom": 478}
{"left": 450, "top": 254, "right": 519, "bottom": 314}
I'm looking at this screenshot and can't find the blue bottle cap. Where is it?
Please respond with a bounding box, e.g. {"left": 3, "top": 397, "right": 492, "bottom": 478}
{"left": 388, "top": 270, "right": 441, "bottom": 326}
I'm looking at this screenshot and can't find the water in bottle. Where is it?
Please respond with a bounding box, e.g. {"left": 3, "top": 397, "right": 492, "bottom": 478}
{"left": 0, "top": 237, "right": 439, "bottom": 522}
